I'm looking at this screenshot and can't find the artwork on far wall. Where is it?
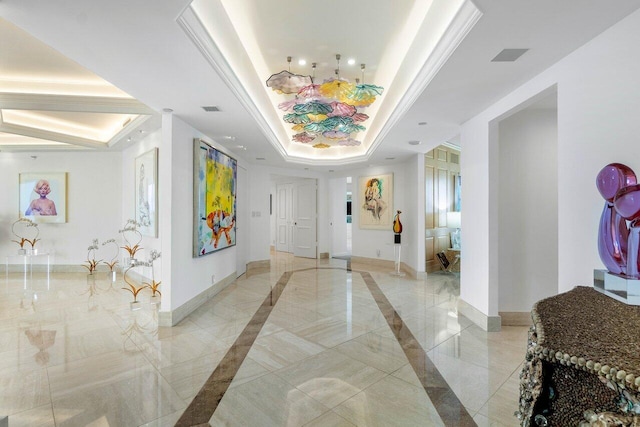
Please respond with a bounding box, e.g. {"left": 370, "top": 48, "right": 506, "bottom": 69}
{"left": 454, "top": 174, "right": 461, "bottom": 212}
{"left": 19, "top": 172, "right": 67, "bottom": 223}
{"left": 359, "top": 173, "right": 393, "bottom": 229}
{"left": 135, "top": 148, "right": 158, "bottom": 237}
{"left": 193, "top": 138, "right": 237, "bottom": 257}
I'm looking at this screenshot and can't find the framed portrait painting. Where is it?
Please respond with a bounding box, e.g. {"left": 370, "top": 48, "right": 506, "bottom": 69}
{"left": 193, "top": 139, "right": 237, "bottom": 257}
{"left": 19, "top": 172, "right": 67, "bottom": 223}
{"left": 359, "top": 173, "right": 393, "bottom": 229}
{"left": 135, "top": 148, "right": 158, "bottom": 237}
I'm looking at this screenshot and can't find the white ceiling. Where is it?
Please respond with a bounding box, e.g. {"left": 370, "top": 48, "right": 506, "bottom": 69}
{"left": 0, "top": 18, "right": 158, "bottom": 151}
{"left": 1, "top": 0, "right": 639, "bottom": 169}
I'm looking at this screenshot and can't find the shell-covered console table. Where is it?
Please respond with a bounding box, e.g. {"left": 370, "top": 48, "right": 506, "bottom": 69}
{"left": 517, "top": 286, "right": 640, "bottom": 426}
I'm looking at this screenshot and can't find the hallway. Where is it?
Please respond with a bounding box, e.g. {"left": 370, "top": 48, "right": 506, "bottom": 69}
{"left": 1, "top": 254, "right": 526, "bottom": 426}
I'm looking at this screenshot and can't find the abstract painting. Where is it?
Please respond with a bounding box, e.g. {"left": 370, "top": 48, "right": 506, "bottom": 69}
{"left": 359, "top": 173, "right": 393, "bottom": 229}
{"left": 19, "top": 172, "right": 67, "bottom": 223}
{"left": 193, "top": 138, "right": 237, "bottom": 257}
{"left": 135, "top": 148, "right": 158, "bottom": 237}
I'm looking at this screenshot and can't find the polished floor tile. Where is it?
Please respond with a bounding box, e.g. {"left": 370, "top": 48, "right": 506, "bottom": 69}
{"left": 332, "top": 375, "right": 445, "bottom": 427}
{"left": 1, "top": 254, "right": 527, "bottom": 426}
{"left": 275, "top": 349, "right": 387, "bottom": 408}
{"left": 209, "top": 373, "right": 329, "bottom": 426}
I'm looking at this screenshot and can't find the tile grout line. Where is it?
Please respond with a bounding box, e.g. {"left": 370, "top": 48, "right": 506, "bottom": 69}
{"left": 358, "top": 270, "right": 478, "bottom": 427}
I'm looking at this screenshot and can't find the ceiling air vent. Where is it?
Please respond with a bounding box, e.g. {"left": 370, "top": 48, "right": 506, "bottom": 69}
{"left": 491, "top": 48, "right": 529, "bottom": 62}
{"left": 202, "top": 106, "right": 220, "bottom": 112}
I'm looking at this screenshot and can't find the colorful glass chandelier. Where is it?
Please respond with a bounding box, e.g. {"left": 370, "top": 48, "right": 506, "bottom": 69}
{"left": 266, "top": 54, "right": 384, "bottom": 149}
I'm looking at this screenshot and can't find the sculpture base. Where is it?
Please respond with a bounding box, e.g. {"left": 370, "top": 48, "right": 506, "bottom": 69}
{"left": 593, "top": 269, "right": 640, "bottom": 305}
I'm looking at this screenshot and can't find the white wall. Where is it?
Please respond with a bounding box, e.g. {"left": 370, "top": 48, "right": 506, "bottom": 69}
{"left": 351, "top": 163, "right": 407, "bottom": 263}
{"left": 329, "top": 177, "right": 348, "bottom": 257}
{"left": 122, "top": 129, "right": 162, "bottom": 266}
{"left": 404, "top": 154, "right": 425, "bottom": 274}
{"left": 461, "top": 8, "right": 640, "bottom": 323}
{"left": 0, "top": 151, "right": 121, "bottom": 267}
{"left": 498, "top": 107, "right": 558, "bottom": 312}
{"left": 269, "top": 181, "right": 276, "bottom": 247}
{"left": 249, "top": 165, "right": 331, "bottom": 261}
{"left": 162, "top": 114, "right": 248, "bottom": 311}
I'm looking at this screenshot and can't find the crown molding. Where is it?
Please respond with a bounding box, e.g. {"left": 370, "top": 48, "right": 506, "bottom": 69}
{"left": 0, "top": 92, "right": 155, "bottom": 114}
{"left": 367, "top": 0, "right": 482, "bottom": 158}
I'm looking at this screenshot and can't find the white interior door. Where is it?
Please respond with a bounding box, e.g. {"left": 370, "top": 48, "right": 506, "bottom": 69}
{"left": 235, "top": 166, "right": 247, "bottom": 277}
{"left": 276, "top": 183, "right": 293, "bottom": 252}
{"left": 293, "top": 179, "right": 317, "bottom": 258}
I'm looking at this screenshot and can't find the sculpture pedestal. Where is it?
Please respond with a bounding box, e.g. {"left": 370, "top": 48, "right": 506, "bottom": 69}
{"left": 593, "top": 269, "right": 640, "bottom": 305}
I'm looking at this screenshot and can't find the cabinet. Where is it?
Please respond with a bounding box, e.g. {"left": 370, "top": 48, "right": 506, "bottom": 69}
{"left": 518, "top": 287, "right": 640, "bottom": 426}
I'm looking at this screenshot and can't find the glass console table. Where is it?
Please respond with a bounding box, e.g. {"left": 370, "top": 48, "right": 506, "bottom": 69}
{"left": 5, "top": 251, "right": 50, "bottom": 281}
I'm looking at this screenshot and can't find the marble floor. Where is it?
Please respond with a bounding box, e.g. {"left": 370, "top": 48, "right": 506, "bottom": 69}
{"left": 0, "top": 253, "right": 528, "bottom": 426}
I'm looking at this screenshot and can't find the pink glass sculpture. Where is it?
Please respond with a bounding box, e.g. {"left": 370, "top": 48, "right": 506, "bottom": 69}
{"left": 596, "top": 163, "right": 636, "bottom": 275}
{"left": 614, "top": 183, "right": 640, "bottom": 277}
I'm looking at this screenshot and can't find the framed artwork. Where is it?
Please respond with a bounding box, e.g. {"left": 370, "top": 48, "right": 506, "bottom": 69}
{"left": 454, "top": 174, "right": 462, "bottom": 212}
{"left": 359, "top": 173, "right": 393, "bottom": 229}
{"left": 193, "top": 138, "right": 237, "bottom": 257}
{"left": 135, "top": 148, "right": 158, "bottom": 237}
{"left": 19, "top": 172, "right": 67, "bottom": 223}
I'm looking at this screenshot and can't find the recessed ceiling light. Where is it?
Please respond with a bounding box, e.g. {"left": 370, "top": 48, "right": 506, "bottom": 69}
{"left": 256, "top": 157, "right": 265, "bottom": 160}
{"left": 418, "top": 121, "right": 427, "bottom": 126}
{"left": 298, "top": 59, "right": 306, "bottom": 66}
{"left": 162, "top": 108, "right": 173, "bottom": 113}
{"left": 304, "top": 168, "right": 309, "bottom": 170}
{"left": 328, "top": 170, "right": 334, "bottom": 172}
{"left": 127, "top": 137, "right": 132, "bottom": 142}
{"left": 202, "top": 106, "right": 220, "bottom": 112}
{"left": 138, "top": 130, "right": 144, "bottom": 134}
{"left": 408, "top": 140, "right": 421, "bottom": 146}
{"left": 347, "top": 58, "right": 355, "bottom": 65}
{"left": 223, "top": 136, "right": 236, "bottom": 140}
{"left": 386, "top": 157, "right": 395, "bottom": 160}
{"left": 237, "top": 145, "right": 247, "bottom": 150}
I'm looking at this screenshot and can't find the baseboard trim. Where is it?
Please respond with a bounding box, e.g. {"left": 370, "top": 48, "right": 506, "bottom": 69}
{"left": 499, "top": 311, "right": 532, "bottom": 326}
{"left": 247, "top": 259, "right": 270, "bottom": 271}
{"left": 246, "top": 259, "right": 270, "bottom": 277}
{"left": 351, "top": 256, "right": 395, "bottom": 271}
{"left": 458, "top": 298, "right": 501, "bottom": 332}
{"left": 158, "top": 271, "right": 236, "bottom": 327}
{"left": 400, "top": 262, "right": 426, "bottom": 279}
{"left": 350, "top": 256, "right": 422, "bottom": 278}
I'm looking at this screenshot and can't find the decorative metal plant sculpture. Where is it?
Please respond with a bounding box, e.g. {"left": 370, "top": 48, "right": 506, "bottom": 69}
{"left": 122, "top": 261, "right": 147, "bottom": 304}
{"left": 119, "top": 219, "right": 143, "bottom": 263}
{"left": 82, "top": 239, "right": 102, "bottom": 274}
{"left": 143, "top": 250, "right": 162, "bottom": 298}
{"left": 11, "top": 218, "right": 40, "bottom": 251}
{"left": 101, "top": 238, "right": 119, "bottom": 272}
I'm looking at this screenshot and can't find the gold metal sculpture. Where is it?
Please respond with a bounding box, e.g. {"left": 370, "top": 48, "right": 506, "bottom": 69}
{"left": 101, "top": 238, "right": 119, "bottom": 271}
{"left": 143, "top": 250, "right": 162, "bottom": 299}
{"left": 122, "top": 264, "right": 147, "bottom": 303}
{"left": 82, "top": 239, "right": 102, "bottom": 274}
{"left": 11, "top": 218, "right": 40, "bottom": 250}
{"left": 119, "top": 219, "right": 143, "bottom": 261}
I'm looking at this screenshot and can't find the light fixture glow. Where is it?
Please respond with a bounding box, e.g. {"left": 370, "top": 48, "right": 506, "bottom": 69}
{"left": 347, "top": 59, "right": 356, "bottom": 65}
{"left": 2, "top": 110, "right": 137, "bottom": 142}
{"left": 298, "top": 59, "right": 306, "bottom": 66}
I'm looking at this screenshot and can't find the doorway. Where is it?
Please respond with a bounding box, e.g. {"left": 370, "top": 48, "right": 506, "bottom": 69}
{"left": 273, "top": 176, "right": 318, "bottom": 259}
